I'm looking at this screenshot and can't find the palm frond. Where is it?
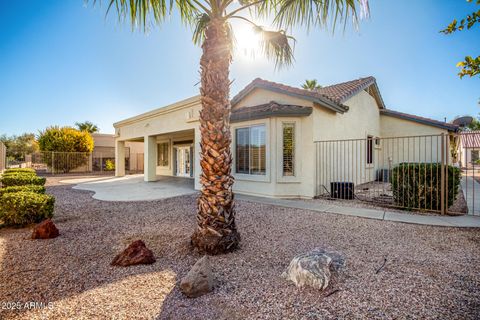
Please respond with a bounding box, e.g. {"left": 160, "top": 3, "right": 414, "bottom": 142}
{"left": 254, "top": 26, "right": 295, "bottom": 69}
{"left": 271, "top": 0, "right": 366, "bottom": 31}
{"left": 98, "top": 0, "right": 209, "bottom": 30}
{"left": 192, "top": 13, "right": 210, "bottom": 45}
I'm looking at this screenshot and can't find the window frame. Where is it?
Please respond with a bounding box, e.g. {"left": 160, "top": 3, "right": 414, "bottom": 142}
{"left": 232, "top": 120, "right": 270, "bottom": 182}
{"left": 235, "top": 124, "right": 267, "bottom": 176}
{"left": 276, "top": 118, "right": 301, "bottom": 184}
{"left": 366, "top": 135, "right": 374, "bottom": 165}
{"left": 282, "top": 122, "right": 296, "bottom": 177}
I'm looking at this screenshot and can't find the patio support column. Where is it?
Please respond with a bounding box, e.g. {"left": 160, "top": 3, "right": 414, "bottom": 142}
{"left": 115, "top": 140, "right": 125, "bottom": 177}
{"left": 144, "top": 135, "right": 157, "bottom": 182}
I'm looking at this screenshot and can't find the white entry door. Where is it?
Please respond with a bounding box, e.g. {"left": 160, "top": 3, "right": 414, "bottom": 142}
{"left": 176, "top": 146, "right": 191, "bottom": 177}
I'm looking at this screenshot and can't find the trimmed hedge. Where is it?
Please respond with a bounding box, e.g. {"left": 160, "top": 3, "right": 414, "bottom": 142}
{"left": 4, "top": 168, "right": 36, "bottom": 174}
{"left": 0, "top": 185, "right": 46, "bottom": 196}
{"left": 0, "top": 174, "right": 46, "bottom": 187}
{"left": 1, "top": 171, "right": 37, "bottom": 178}
{"left": 0, "top": 191, "right": 55, "bottom": 226}
{"left": 392, "top": 163, "right": 461, "bottom": 211}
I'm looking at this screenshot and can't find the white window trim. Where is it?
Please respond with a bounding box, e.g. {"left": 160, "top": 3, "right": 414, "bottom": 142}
{"left": 277, "top": 118, "right": 302, "bottom": 183}
{"left": 232, "top": 119, "right": 270, "bottom": 183}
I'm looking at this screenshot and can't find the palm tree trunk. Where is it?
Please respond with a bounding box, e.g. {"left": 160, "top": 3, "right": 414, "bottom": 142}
{"left": 191, "top": 18, "right": 240, "bottom": 254}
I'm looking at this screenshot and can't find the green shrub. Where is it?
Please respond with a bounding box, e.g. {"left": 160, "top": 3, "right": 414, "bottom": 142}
{"left": 38, "top": 126, "right": 94, "bottom": 173}
{"left": 2, "top": 171, "right": 37, "bottom": 178}
{"left": 4, "top": 168, "right": 36, "bottom": 174}
{"left": 0, "top": 192, "right": 55, "bottom": 226}
{"left": 0, "top": 185, "right": 46, "bottom": 196}
{"left": 392, "top": 163, "right": 461, "bottom": 211}
{"left": 0, "top": 174, "right": 46, "bottom": 187}
{"left": 104, "top": 159, "right": 115, "bottom": 171}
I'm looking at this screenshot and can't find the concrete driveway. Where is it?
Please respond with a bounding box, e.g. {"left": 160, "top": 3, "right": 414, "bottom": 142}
{"left": 61, "top": 174, "right": 196, "bottom": 201}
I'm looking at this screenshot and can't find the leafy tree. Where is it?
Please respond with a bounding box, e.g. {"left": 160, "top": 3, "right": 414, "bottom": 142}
{"left": 441, "top": 0, "right": 480, "bottom": 78}
{"left": 0, "top": 133, "right": 39, "bottom": 161}
{"left": 467, "top": 116, "right": 480, "bottom": 130}
{"left": 38, "top": 126, "right": 94, "bottom": 173}
{"left": 94, "top": 0, "right": 369, "bottom": 254}
{"left": 301, "top": 79, "right": 322, "bottom": 90}
{"left": 75, "top": 121, "right": 99, "bottom": 133}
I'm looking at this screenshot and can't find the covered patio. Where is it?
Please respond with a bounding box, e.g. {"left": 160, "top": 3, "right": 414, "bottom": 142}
{"left": 113, "top": 95, "right": 202, "bottom": 190}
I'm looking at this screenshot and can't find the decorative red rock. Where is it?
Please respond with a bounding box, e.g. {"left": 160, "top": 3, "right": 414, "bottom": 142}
{"left": 111, "top": 240, "right": 156, "bottom": 267}
{"left": 32, "top": 219, "right": 59, "bottom": 239}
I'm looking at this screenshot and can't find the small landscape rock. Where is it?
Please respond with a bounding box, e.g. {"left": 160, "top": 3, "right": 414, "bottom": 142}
{"left": 180, "top": 255, "right": 214, "bottom": 298}
{"left": 111, "top": 240, "right": 156, "bottom": 266}
{"left": 282, "top": 249, "right": 345, "bottom": 290}
{"left": 32, "top": 219, "right": 59, "bottom": 239}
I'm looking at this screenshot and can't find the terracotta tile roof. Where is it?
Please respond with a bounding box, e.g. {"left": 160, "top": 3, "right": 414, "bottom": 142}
{"left": 230, "top": 101, "right": 312, "bottom": 123}
{"left": 316, "top": 76, "right": 377, "bottom": 104}
{"left": 380, "top": 109, "right": 458, "bottom": 132}
{"left": 460, "top": 131, "right": 480, "bottom": 148}
{"left": 231, "top": 78, "right": 348, "bottom": 113}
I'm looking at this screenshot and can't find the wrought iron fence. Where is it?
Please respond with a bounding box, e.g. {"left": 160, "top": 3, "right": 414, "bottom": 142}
{"left": 6, "top": 151, "right": 144, "bottom": 175}
{"left": 315, "top": 133, "right": 474, "bottom": 215}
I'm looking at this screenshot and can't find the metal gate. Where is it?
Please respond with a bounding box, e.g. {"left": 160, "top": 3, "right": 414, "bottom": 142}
{"left": 315, "top": 133, "right": 477, "bottom": 216}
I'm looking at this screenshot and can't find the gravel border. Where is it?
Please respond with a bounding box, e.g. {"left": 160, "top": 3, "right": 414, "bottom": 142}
{"left": 0, "top": 176, "right": 479, "bottom": 319}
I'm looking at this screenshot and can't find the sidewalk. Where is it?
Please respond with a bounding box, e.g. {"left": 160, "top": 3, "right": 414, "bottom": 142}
{"left": 237, "top": 194, "right": 480, "bottom": 228}
{"left": 461, "top": 175, "right": 480, "bottom": 215}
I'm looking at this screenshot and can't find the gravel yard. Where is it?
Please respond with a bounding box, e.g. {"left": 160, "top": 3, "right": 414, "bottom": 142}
{"left": 1, "top": 176, "right": 479, "bottom": 319}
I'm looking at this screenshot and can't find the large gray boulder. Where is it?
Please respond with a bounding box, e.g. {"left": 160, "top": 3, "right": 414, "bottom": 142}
{"left": 180, "top": 255, "right": 214, "bottom": 298}
{"left": 282, "top": 249, "right": 345, "bottom": 290}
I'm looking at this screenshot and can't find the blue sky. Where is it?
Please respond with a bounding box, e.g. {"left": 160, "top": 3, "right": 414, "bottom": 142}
{"left": 0, "top": 0, "right": 478, "bottom": 135}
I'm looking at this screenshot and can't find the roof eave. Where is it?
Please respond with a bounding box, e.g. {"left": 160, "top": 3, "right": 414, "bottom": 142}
{"left": 231, "top": 107, "right": 313, "bottom": 123}
{"left": 380, "top": 110, "right": 458, "bottom": 132}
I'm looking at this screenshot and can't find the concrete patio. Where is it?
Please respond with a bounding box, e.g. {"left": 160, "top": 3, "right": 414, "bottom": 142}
{"left": 61, "top": 174, "right": 195, "bottom": 201}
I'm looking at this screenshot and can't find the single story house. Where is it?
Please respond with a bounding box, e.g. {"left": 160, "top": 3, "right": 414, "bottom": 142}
{"left": 113, "top": 76, "right": 458, "bottom": 199}
{"left": 458, "top": 131, "right": 480, "bottom": 167}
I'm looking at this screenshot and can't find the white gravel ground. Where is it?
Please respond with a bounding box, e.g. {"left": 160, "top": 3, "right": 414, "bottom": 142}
{"left": 0, "top": 176, "right": 479, "bottom": 319}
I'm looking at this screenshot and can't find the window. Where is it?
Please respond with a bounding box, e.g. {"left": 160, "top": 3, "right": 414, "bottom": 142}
{"left": 366, "top": 136, "right": 373, "bottom": 165}
{"left": 472, "top": 150, "right": 479, "bottom": 163}
{"left": 157, "top": 142, "right": 169, "bottom": 166}
{"left": 236, "top": 125, "right": 266, "bottom": 175}
{"left": 282, "top": 123, "right": 295, "bottom": 176}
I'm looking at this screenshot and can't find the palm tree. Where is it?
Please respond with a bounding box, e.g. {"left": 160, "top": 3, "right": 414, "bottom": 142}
{"left": 75, "top": 121, "right": 99, "bottom": 134}
{"left": 301, "top": 79, "right": 322, "bottom": 90}
{"left": 95, "top": 0, "right": 369, "bottom": 254}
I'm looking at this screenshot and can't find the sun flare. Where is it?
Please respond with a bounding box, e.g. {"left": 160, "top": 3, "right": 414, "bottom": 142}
{"left": 234, "top": 26, "right": 261, "bottom": 56}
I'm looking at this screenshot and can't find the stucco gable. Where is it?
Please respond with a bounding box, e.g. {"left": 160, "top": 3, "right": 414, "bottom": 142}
{"left": 231, "top": 78, "right": 348, "bottom": 113}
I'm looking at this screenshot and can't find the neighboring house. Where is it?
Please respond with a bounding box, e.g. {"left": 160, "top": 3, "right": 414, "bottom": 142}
{"left": 458, "top": 131, "right": 480, "bottom": 167}
{"left": 113, "top": 76, "right": 458, "bottom": 198}
{"left": 92, "top": 133, "right": 144, "bottom": 172}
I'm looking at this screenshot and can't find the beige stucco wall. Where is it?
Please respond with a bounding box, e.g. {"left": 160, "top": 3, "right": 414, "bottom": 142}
{"left": 313, "top": 90, "right": 382, "bottom": 191}
{"left": 380, "top": 115, "right": 450, "bottom": 166}
{"left": 380, "top": 115, "right": 448, "bottom": 137}
{"left": 230, "top": 115, "right": 315, "bottom": 198}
